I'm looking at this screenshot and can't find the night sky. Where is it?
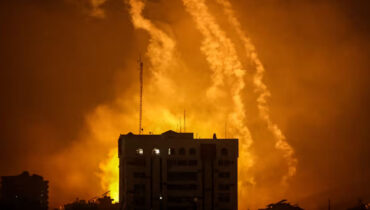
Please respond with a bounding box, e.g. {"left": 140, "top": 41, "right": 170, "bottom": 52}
{"left": 1, "top": 0, "right": 370, "bottom": 209}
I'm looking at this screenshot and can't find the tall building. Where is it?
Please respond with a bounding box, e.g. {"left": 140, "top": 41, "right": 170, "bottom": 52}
{"left": 118, "top": 130, "right": 238, "bottom": 210}
{"left": 0, "top": 171, "right": 48, "bottom": 210}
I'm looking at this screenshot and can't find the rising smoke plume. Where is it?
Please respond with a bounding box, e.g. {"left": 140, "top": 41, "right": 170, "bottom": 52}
{"left": 81, "top": 0, "right": 297, "bottom": 208}
{"left": 97, "top": 0, "right": 181, "bottom": 200}
{"left": 2, "top": 0, "right": 370, "bottom": 209}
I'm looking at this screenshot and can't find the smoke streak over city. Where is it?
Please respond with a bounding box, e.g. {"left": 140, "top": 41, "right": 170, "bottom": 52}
{"left": 0, "top": 0, "right": 370, "bottom": 209}
{"left": 214, "top": 0, "right": 297, "bottom": 184}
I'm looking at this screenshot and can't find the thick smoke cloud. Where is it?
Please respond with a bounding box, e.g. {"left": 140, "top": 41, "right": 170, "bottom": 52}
{"left": 0, "top": 0, "right": 369, "bottom": 209}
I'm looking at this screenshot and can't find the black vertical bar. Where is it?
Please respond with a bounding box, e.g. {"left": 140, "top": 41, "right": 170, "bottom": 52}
{"left": 202, "top": 160, "right": 205, "bottom": 210}
{"left": 150, "top": 157, "right": 153, "bottom": 209}
{"left": 211, "top": 160, "right": 214, "bottom": 210}
{"left": 160, "top": 157, "right": 163, "bottom": 210}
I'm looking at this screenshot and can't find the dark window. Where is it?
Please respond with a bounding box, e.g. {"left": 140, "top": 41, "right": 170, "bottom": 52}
{"left": 168, "top": 208, "right": 193, "bottom": 210}
{"left": 218, "top": 193, "right": 230, "bottom": 202}
{"left": 189, "top": 148, "right": 196, "bottom": 155}
{"left": 134, "top": 184, "right": 145, "bottom": 193}
{"left": 219, "top": 184, "right": 230, "bottom": 191}
{"left": 218, "top": 172, "right": 230, "bottom": 178}
{"left": 133, "top": 196, "right": 145, "bottom": 205}
{"left": 218, "top": 160, "right": 223, "bottom": 166}
{"left": 167, "top": 159, "right": 177, "bottom": 168}
{"left": 167, "top": 172, "right": 197, "bottom": 181}
{"left": 178, "top": 160, "right": 187, "bottom": 166}
{"left": 168, "top": 196, "right": 195, "bottom": 203}
{"left": 188, "top": 160, "right": 198, "bottom": 166}
{"left": 133, "top": 172, "right": 146, "bottom": 178}
{"left": 167, "top": 184, "right": 197, "bottom": 191}
{"left": 218, "top": 159, "right": 232, "bottom": 166}
{"left": 168, "top": 208, "right": 192, "bottom": 210}
{"left": 179, "top": 148, "right": 186, "bottom": 155}
{"left": 168, "top": 159, "right": 198, "bottom": 167}
{"left": 127, "top": 157, "right": 146, "bottom": 166}
{"left": 221, "top": 148, "right": 228, "bottom": 156}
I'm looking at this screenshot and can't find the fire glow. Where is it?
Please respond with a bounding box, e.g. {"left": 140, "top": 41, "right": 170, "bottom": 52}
{"left": 89, "top": 0, "right": 299, "bottom": 208}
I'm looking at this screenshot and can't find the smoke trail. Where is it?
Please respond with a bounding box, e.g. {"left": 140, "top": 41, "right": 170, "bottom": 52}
{"left": 97, "top": 0, "right": 179, "bottom": 200}
{"left": 128, "top": 0, "right": 176, "bottom": 87}
{"left": 182, "top": 0, "right": 255, "bottom": 207}
{"left": 215, "top": 0, "right": 298, "bottom": 184}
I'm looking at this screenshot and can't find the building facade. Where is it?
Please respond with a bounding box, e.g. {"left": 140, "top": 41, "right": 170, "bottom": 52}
{"left": 0, "top": 171, "right": 48, "bottom": 210}
{"left": 118, "top": 130, "right": 238, "bottom": 210}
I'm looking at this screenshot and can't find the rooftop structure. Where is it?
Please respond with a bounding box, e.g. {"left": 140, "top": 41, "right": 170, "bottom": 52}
{"left": 64, "top": 195, "right": 119, "bottom": 210}
{"left": 118, "top": 130, "right": 238, "bottom": 210}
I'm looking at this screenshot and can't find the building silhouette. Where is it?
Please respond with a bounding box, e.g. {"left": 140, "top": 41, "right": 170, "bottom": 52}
{"left": 118, "top": 130, "right": 239, "bottom": 210}
{"left": 347, "top": 200, "right": 370, "bottom": 210}
{"left": 64, "top": 195, "right": 119, "bottom": 210}
{"left": 0, "top": 171, "right": 48, "bottom": 210}
{"left": 258, "top": 200, "right": 304, "bottom": 210}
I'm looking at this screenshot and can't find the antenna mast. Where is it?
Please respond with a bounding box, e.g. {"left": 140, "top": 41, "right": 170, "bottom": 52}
{"left": 138, "top": 56, "right": 143, "bottom": 135}
{"left": 184, "top": 110, "right": 186, "bottom": 133}
{"left": 225, "top": 120, "right": 227, "bottom": 138}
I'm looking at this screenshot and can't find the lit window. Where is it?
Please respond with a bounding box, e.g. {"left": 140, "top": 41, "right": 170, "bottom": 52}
{"left": 153, "top": 148, "right": 160, "bottom": 155}
{"left": 136, "top": 148, "right": 144, "bottom": 155}
{"left": 168, "top": 148, "right": 175, "bottom": 155}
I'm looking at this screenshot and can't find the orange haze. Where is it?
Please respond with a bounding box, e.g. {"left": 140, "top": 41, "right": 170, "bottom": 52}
{"left": 1, "top": 0, "right": 370, "bottom": 210}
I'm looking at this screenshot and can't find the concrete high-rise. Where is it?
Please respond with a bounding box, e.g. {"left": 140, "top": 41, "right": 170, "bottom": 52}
{"left": 118, "top": 130, "right": 238, "bottom": 210}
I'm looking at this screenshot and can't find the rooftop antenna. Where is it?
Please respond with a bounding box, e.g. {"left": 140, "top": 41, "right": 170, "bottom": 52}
{"left": 179, "top": 116, "right": 182, "bottom": 133}
{"left": 224, "top": 120, "right": 227, "bottom": 139}
{"left": 138, "top": 55, "right": 143, "bottom": 135}
{"left": 184, "top": 110, "right": 186, "bottom": 133}
{"left": 177, "top": 120, "right": 181, "bottom": 133}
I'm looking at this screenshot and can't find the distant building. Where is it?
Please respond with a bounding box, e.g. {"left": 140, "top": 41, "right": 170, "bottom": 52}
{"left": 0, "top": 171, "right": 48, "bottom": 210}
{"left": 64, "top": 195, "right": 119, "bottom": 210}
{"left": 258, "top": 200, "right": 304, "bottom": 210}
{"left": 347, "top": 200, "right": 370, "bottom": 210}
{"left": 118, "top": 130, "right": 239, "bottom": 210}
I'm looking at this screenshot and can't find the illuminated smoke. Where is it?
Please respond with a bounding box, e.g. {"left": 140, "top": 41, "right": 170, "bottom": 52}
{"left": 182, "top": 0, "right": 255, "bottom": 207}
{"left": 98, "top": 0, "right": 179, "bottom": 201}
{"left": 215, "top": 0, "right": 298, "bottom": 184}
{"left": 128, "top": 0, "right": 176, "bottom": 85}
{"left": 96, "top": 0, "right": 296, "bottom": 207}
{"left": 90, "top": 0, "right": 107, "bottom": 18}
{"left": 99, "top": 149, "right": 119, "bottom": 200}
